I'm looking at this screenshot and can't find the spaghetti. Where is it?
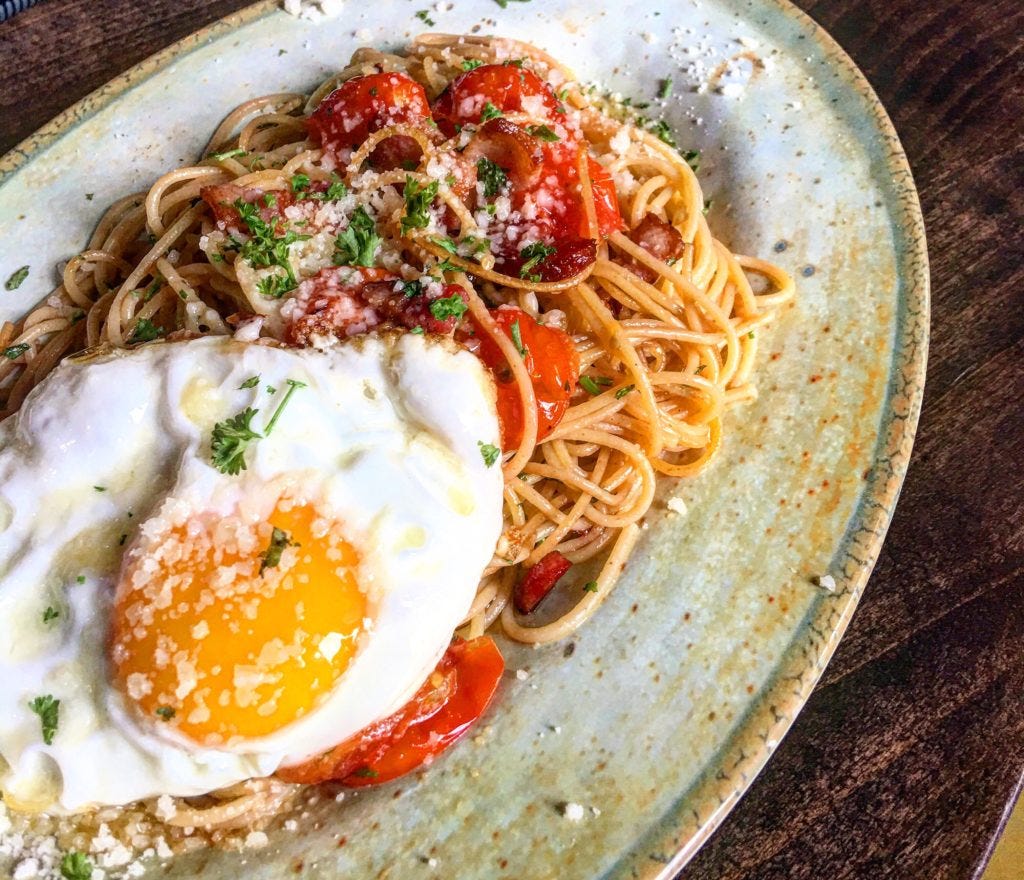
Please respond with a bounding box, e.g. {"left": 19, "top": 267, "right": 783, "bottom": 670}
{"left": 0, "top": 35, "right": 792, "bottom": 839}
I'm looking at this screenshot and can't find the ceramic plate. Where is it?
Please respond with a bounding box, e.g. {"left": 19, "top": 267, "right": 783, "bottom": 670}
{"left": 0, "top": 1, "right": 927, "bottom": 877}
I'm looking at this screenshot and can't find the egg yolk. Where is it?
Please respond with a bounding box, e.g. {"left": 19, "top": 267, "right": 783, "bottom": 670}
{"left": 110, "top": 502, "right": 366, "bottom": 745}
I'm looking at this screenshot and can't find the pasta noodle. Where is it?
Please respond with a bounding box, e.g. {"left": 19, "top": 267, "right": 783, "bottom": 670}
{"left": 0, "top": 35, "right": 793, "bottom": 839}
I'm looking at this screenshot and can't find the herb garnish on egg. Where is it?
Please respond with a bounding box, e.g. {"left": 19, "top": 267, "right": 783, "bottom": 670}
{"left": 29, "top": 694, "right": 60, "bottom": 744}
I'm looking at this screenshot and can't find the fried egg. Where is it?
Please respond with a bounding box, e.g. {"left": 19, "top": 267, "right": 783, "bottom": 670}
{"left": 0, "top": 333, "right": 502, "bottom": 812}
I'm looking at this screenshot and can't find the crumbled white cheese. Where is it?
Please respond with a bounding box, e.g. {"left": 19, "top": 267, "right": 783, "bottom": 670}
{"left": 282, "top": 0, "right": 344, "bottom": 18}
{"left": 244, "top": 831, "right": 269, "bottom": 849}
{"left": 515, "top": 669, "right": 529, "bottom": 681}
{"left": 666, "top": 497, "right": 688, "bottom": 516}
{"left": 562, "top": 802, "right": 585, "bottom": 823}
{"left": 815, "top": 574, "right": 837, "bottom": 592}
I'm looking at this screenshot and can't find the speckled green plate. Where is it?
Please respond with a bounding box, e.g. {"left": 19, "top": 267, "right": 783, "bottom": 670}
{"left": 0, "top": 1, "right": 928, "bottom": 877}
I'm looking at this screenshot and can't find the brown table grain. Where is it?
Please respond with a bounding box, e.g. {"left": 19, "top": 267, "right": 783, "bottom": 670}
{"left": 2, "top": 1, "right": 1022, "bottom": 878}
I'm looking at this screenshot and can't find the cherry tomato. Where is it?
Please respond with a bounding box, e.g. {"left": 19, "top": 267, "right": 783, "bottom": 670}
{"left": 276, "top": 637, "right": 502, "bottom": 786}
{"left": 309, "top": 72, "right": 432, "bottom": 167}
{"left": 342, "top": 636, "right": 504, "bottom": 786}
{"left": 515, "top": 550, "right": 572, "bottom": 613}
{"left": 587, "top": 157, "right": 625, "bottom": 237}
{"left": 432, "top": 63, "right": 562, "bottom": 137}
{"left": 468, "top": 307, "right": 578, "bottom": 450}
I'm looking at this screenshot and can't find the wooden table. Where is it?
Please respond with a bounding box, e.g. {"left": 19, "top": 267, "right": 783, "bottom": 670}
{"left": 1, "top": 1, "right": 1021, "bottom": 877}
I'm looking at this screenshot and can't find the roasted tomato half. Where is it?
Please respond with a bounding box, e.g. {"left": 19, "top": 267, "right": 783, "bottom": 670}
{"left": 432, "top": 63, "right": 563, "bottom": 137}
{"left": 309, "top": 72, "right": 433, "bottom": 169}
{"left": 277, "top": 637, "right": 504, "bottom": 786}
{"left": 466, "top": 306, "right": 579, "bottom": 449}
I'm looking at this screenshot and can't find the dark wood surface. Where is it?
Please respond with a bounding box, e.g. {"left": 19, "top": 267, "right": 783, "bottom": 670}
{"left": 2, "top": 1, "right": 1022, "bottom": 878}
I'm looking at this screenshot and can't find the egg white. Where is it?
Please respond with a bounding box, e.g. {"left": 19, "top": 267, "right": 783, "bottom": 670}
{"left": 0, "top": 333, "right": 502, "bottom": 812}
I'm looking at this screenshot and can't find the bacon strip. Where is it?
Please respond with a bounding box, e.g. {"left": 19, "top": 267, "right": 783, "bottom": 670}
{"left": 514, "top": 551, "right": 572, "bottom": 613}
{"left": 623, "top": 213, "right": 685, "bottom": 282}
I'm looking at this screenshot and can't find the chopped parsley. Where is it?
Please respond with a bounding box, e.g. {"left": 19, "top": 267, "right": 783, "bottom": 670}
{"left": 3, "top": 343, "right": 29, "bottom": 360}
{"left": 476, "top": 157, "right": 508, "bottom": 199}
{"left": 430, "top": 235, "right": 459, "bottom": 255}
{"left": 657, "top": 77, "right": 673, "bottom": 99}
{"left": 461, "top": 59, "right": 484, "bottom": 71}
{"left": 480, "top": 101, "right": 503, "bottom": 122}
{"left": 518, "top": 241, "right": 557, "bottom": 280}
{"left": 5, "top": 266, "right": 29, "bottom": 291}
{"left": 93, "top": 486, "right": 106, "bottom": 492}
{"left": 85, "top": 193, "right": 94, "bottom": 201}
{"left": 615, "top": 384, "right": 635, "bottom": 399}
{"left": 526, "top": 124, "right": 560, "bottom": 142}
{"left": 580, "top": 376, "right": 612, "bottom": 395}
{"left": 748, "top": 331, "right": 756, "bottom": 339}
{"left": 695, "top": 363, "right": 707, "bottom": 375}
{"left": 429, "top": 294, "right": 468, "bottom": 322}
{"left": 401, "top": 176, "right": 439, "bottom": 235}
{"left": 415, "top": 9, "right": 435, "bottom": 25}
{"left": 233, "top": 198, "right": 310, "bottom": 297}
{"left": 210, "top": 147, "right": 247, "bottom": 162}
{"left": 256, "top": 273, "right": 292, "bottom": 299}
{"left": 401, "top": 280, "right": 423, "bottom": 298}
{"left": 28, "top": 694, "right": 59, "bottom": 745}
{"left": 155, "top": 706, "right": 176, "bottom": 721}
{"left": 210, "top": 406, "right": 261, "bottom": 475}
{"left": 262, "top": 379, "right": 305, "bottom": 435}
{"left": 410, "top": 326, "right": 425, "bottom": 335}
{"left": 583, "top": 580, "right": 599, "bottom": 593}
{"left": 239, "top": 375, "right": 260, "bottom": 389}
{"left": 260, "top": 526, "right": 294, "bottom": 574}
{"left": 290, "top": 173, "right": 310, "bottom": 195}
{"left": 683, "top": 149, "right": 701, "bottom": 172}
{"left": 334, "top": 206, "right": 381, "bottom": 267}
{"left": 510, "top": 319, "right": 527, "bottom": 357}
{"left": 649, "top": 119, "right": 678, "bottom": 148}
{"left": 478, "top": 442, "right": 501, "bottom": 467}
{"left": 129, "top": 318, "right": 164, "bottom": 343}
{"left": 320, "top": 176, "right": 348, "bottom": 201}
{"left": 494, "top": 0, "right": 531, "bottom": 7}
{"left": 59, "top": 852, "right": 94, "bottom": 880}
{"left": 43, "top": 606, "right": 60, "bottom": 623}
{"left": 76, "top": 575, "right": 85, "bottom": 584}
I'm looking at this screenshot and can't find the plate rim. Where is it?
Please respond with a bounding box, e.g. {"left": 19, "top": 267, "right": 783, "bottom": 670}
{"left": 0, "top": 1, "right": 930, "bottom": 876}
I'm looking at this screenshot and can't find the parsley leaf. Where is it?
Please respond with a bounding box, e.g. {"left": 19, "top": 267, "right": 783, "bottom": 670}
{"left": 478, "top": 442, "right": 501, "bottom": 467}
{"left": 401, "top": 280, "right": 423, "bottom": 298}
{"left": 210, "top": 406, "right": 261, "bottom": 475}
{"left": 657, "top": 77, "right": 673, "bottom": 99}
{"left": 29, "top": 694, "right": 60, "bottom": 745}
{"left": 3, "top": 343, "right": 30, "bottom": 360}
{"left": 334, "top": 206, "right": 381, "bottom": 267}
{"left": 290, "top": 173, "right": 310, "bottom": 195}
{"left": 210, "top": 148, "right": 247, "bottom": 161}
{"left": 415, "top": 9, "right": 435, "bottom": 25}
{"left": 510, "top": 319, "right": 527, "bottom": 357}
{"left": 263, "top": 378, "right": 307, "bottom": 436}
{"left": 615, "top": 384, "right": 635, "bottom": 399}
{"left": 461, "top": 59, "right": 484, "bottom": 71}
{"left": 233, "top": 198, "right": 310, "bottom": 297}
{"left": 518, "top": 241, "right": 557, "bottom": 279}
{"left": 5, "top": 266, "right": 30, "bottom": 291}
{"left": 239, "top": 375, "right": 260, "bottom": 389}
{"left": 683, "top": 149, "right": 701, "bottom": 172}
{"left": 429, "top": 294, "right": 468, "bottom": 322}
{"left": 129, "top": 318, "right": 164, "bottom": 344}
{"left": 526, "top": 124, "right": 560, "bottom": 142}
{"left": 155, "top": 706, "right": 175, "bottom": 721}
{"left": 480, "top": 101, "right": 503, "bottom": 122}
{"left": 260, "top": 526, "right": 294, "bottom": 574}
{"left": 580, "top": 376, "right": 612, "bottom": 395}
{"left": 476, "top": 157, "right": 508, "bottom": 199}
{"left": 60, "top": 852, "right": 94, "bottom": 880}
{"left": 401, "top": 177, "right": 440, "bottom": 235}
{"left": 494, "top": 0, "right": 532, "bottom": 7}
{"left": 43, "top": 606, "right": 60, "bottom": 623}
{"left": 583, "top": 581, "right": 599, "bottom": 593}
{"left": 320, "top": 175, "right": 348, "bottom": 201}
{"left": 649, "top": 119, "right": 678, "bottom": 148}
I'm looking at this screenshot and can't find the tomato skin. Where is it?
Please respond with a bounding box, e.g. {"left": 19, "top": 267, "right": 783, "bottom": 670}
{"left": 587, "top": 157, "right": 625, "bottom": 237}
{"left": 468, "top": 307, "right": 578, "bottom": 450}
{"left": 342, "top": 637, "right": 504, "bottom": 786}
{"left": 276, "top": 637, "right": 503, "bottom": 786}
{"left": 432, "top": 64, "right": 562, "bottom": 137}
{"left": 308, "top": 72, "right": 432, "bottom": 158}
{"left": 515, "top": 551, "right": 573, "bottom": 613}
